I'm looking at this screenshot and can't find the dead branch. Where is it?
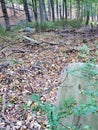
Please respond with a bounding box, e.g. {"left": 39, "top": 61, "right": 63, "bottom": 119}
{"left": 11, "top": 49, "right": 30, "bottom": 53}
{"left": 42, "top": 40, "right": 59, "bottom": 45}
{"left": 23, "top": 36, "right": 41, "bottom": 45}
{"left": 30, "top": 65, "right": 42, "bottom": 70}
{"left": 23, "top": 36, "right": 58, "bottom": 46}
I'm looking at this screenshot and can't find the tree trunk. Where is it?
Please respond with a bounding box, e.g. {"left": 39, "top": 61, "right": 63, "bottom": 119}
{"left": 91, "top": 4, "right": 94, "bottom": 21}
{"left": 63, "top": 0, "right": 67, "bottom": 20}
{"left": 43, "top": 0, "right": 48, "bottom": 21}
{"left": 56, "top": 0, "right": 59, "bottom": 20}
{"left": 59, "top": 5, "right": 62, "bottom": 19}
{"left": 39, "top": 0, "right": 45, "bottom": 24}
{"left": 50, "top": 0, "right": 55, "bottom": 21}
{"left": 23, "top": 0, "right": 32, "bottom": 22}
{"left": 32, "top": 0, "right": 38, "bottom": 23}
{"left": 77, "top": 0, "right": 80, "bottom": 19}
{"left": 0, "top": 0, "right": 10, "bottom": 30}
{"left": 11, "top": 0, "right": 16, "bottom": 16}
{"left": 48, "top": 0, "right": 51, "bottom": 20}
{"left": 85, "top": 11, "right": 90, "bottom": 25}
{"left": 69, "top": 0, "right": 72, "bottom": 19}
{"left": 62, "top": 0, "right": 65, "bottom": 19}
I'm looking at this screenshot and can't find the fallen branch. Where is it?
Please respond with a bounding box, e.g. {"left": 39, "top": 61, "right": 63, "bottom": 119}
{"left": 42, "top": 40, "right": 59, "bottom": 45}
{"left": 30, "top": 65, "right": 42, "bottom": 70}
{"left": 23, "top": 36, "right": 41, "bottom": 45}
{"left": 11, "top": 49, "right": 30, "bottom": 53}
{"left": 23, "top": 36, "right": 59, "bottom": 46}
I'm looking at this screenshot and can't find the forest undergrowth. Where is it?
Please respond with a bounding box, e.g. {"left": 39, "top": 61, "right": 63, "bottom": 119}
{"left": 0, "top": 25, "right": 98, "bottom": 129}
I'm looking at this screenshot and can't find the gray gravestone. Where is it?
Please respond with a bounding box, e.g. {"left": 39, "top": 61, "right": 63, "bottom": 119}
{"left": 56, "top": 63, "right": 98, "bottom": 130}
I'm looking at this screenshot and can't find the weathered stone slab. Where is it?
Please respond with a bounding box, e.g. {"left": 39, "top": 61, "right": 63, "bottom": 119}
{"left": 56, "top": 62, "right": 98, "bottom": 130}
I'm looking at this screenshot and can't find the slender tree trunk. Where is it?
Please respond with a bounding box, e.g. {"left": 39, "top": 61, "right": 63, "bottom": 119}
{"left": 77, "top": 0, "right": 80, "bottom": 19}
{"left": 43, "top": 0, "right": 48, "bottom": 21}
{"left": 56, "top": 0, "right": 59, "bottom": 20}
{"left": 62, "top": 0, "right": 65, "bottom": 19}
{"left": 39, "top": 0, "right": 45, "bottom": 24}
{"left": 95, "top": 5, "right": 97, "bottom": 21}
{"left": 11, "top": 0, "right": 16, "bottom": 16}
{"left": 59, "top": 5, "right": 62, "bottom": 19}
{"left": 23, "top": 0, "right": 32, "bottom": 22}
{"left": 69, "top": 0, "right": 72, "bottom": 19}
{"left": 50, "top": 0, "right": 55, "bottom": 21}
{"left": 96, "top": 6, "right": 98, "bottom": 22}
{"left": 91, "top": 4, "right": 94, "bottom": 21}
{"left": 63, "top": 0, "right": 67, "bottom": 20}
{"left": 83, "top": 3, "right": 86, "bottom": 21}
{"left": 48, "top": 0, "right": 51, "bottom": 20}
{"left": 85, "top": 11, "right": 90, "bottom": 25}
{"left": 32, "top": 0, "right": 38, "bottom": 23}
{"left": 0, "top": 0, "right": 10, "bottom": 30}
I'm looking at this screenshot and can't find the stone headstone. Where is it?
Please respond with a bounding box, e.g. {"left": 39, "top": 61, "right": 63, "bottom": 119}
{"left": 56, "top": 62, "right": 98, "bottom": 130}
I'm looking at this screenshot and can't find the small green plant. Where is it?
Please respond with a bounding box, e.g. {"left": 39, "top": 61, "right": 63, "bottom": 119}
{"left": 29, "top": 94, "right": 59, "bottom": 130}
{"left": 21, "top": 94, "right": 76, "bottom": 130}
{"left": 78, "top": 44, "right": 89, "bottom": 62}
{"left": 78, "top": 44, "right": 89, "bottom": 57}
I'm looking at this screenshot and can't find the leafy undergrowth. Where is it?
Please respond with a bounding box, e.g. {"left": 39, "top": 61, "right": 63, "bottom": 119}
{"left": 0, "top": 26, "right": 98, "bottom": 129}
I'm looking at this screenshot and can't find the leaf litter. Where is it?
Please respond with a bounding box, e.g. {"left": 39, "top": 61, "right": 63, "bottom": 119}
{"left": 0, "top": 27, "right": 98, "bottom": 129}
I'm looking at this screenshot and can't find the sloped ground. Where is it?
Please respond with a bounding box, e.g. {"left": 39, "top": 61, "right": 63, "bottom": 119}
{"left": 0, "top": 27, "right": 98, "bottom": 129}
{"left": 0, "top": 7, "right": 26, "bottom": 26}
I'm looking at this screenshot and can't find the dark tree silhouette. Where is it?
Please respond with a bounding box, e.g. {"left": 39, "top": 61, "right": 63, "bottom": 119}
{"left": 23, "top": 0, "right": 32, "bottom": 22}
{"left": 0, "top": 0, "right": 10, "bottom": 30}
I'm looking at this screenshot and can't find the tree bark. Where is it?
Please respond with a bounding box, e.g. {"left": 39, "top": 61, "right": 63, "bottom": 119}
{"left": 85, "top": 11, "right": 90, "bottom": 25}
{"left": 47, "top": 0, "right": 51, "bottom": 20}
{"left": 56, "top": 0, "right": 59, "bottom": 20}
{"left": 77, "top": 0, "right": 80, "bottom": 19}
{"left": 63, "top": 0, "right": 67, "bottom": 20}
{"left": 0, "top": 0, "right": 10, "bottom": 30}
{"left": 23, "top": 0, "right": 32, "bottom": 22}
{"left": 69, "top": 0, "right": 72, "bottom": 19}
{"left": 43, "top": 0, "right": 48, "bottom": 21}
{"left": 50, "top": 0, "right": 55, "bottom": 21}
{"left": 12, "top": 1, "right": 16, "bottom": 16}
{"left": 32, "top": 0, "right": 38, "bottom": 23}
{"left": 39, "top": 0, "right": 45, "bottom": 24}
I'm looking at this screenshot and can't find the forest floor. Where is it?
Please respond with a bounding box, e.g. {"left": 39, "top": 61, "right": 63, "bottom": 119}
{"left": 0, "top": 26, "right": 98, "bottom": 129}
